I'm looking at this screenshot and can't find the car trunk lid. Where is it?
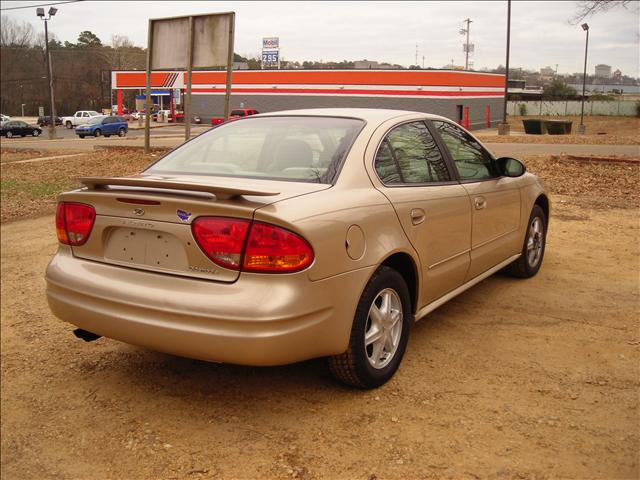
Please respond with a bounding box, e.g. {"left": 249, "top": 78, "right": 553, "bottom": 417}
{"left": 60, "top": 174, "right": 329, "bottom": 282}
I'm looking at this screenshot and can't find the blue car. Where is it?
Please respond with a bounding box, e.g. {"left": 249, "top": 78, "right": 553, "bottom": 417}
{"left": 75, "top": 116, "right": 128, "bottom": 138}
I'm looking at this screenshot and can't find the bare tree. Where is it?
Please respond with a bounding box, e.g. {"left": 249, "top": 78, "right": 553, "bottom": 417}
{"left": 571, "top": 0, "right": 635, "bottom": 23}
{"left": 111, "top": 34, "right": 135, "bottom": 49}
{"left": 0, "top": 15, "right": 35, "bottom": 47}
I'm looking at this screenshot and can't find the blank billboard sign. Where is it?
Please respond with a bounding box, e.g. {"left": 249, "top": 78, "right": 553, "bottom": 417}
{"left": 150, "top": 13, "right": 233, "bottom": 69}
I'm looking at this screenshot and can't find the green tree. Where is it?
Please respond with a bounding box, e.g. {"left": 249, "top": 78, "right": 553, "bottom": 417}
{"left": 77, "top": 30, "right": 102, "bottom": 47}
{"left": 543, "top": 80, "right": 577, "bottom": 99}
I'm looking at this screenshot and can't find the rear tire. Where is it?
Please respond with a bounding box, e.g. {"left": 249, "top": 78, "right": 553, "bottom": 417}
{"left": 79, "top": 135, "right": 85, "bottom": 139}
{"left": 506, "top": 205, "right": 547, "bottom": 278}
{"left": 328, "top": 266, "right": 411, "bottom": 389}
{"left": 65, "top": 121, "right": 72, "bottom": 129}
{"left": 118, "top": 128, "right": 126, "bottom": 137}
{"left": 94, "top": 129, "right": 101, "bottom": 137}
{"left": 32, "top": 130, "right": 40, "bottom": 137}
{"left": 6, "top": 131, "right": 13, "bottom": 138}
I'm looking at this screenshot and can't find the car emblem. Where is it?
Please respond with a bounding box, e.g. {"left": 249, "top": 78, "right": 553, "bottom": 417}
{"left": 133, "top": 208, "right": 145, "bottom": 216}
{"left": 177, "top": 209, "right": 192, "bottom": 222}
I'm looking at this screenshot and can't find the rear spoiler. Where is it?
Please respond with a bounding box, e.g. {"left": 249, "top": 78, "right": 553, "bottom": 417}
{"left": 79, "top": 176, "right": 280, "bottom": 200}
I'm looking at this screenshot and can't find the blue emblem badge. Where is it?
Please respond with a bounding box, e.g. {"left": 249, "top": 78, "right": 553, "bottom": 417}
{"left": 176, "top": 209, "right": 192, "bottom": 222}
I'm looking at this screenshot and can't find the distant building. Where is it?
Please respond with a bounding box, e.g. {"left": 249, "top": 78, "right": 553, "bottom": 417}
{"left": 354, "top": 60, "right": 393, "bottom": 69}
{"left": 232, "top": 62, "right": 249, "bottom": 70}
{"left": 540, "top": 66, "right": 555, "bottom": 77}
{"left": 594, "top": 64, "right": 612, "bottom": 78}
{"left": 442, "top": 63, "right": 465, "bottom": 71}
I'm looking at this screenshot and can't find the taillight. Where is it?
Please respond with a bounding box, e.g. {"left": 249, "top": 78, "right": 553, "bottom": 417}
{"left": 192, "top": 217, "right": 251, "bottom": 270}
{"left": 243, "top": 222, "right": 314, "bottom": 273}
{"left": 191, "top": 217, "right": 314, "bottom": 273}
{"left": 55, "top": 202, "right": 96, "bottom": 246}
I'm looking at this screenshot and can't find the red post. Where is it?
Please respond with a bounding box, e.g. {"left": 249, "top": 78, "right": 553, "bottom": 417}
{"left": 116, "top": 89, "right": 123, "bottom": 116}
{"left": 485, "top": 105, "right": 491, "bottom": 128}
{"left": 169, "top": 90, "right": 175, "bottom": 123}
{"left": 463, "top": 106, "right": 470, "bottom": 129}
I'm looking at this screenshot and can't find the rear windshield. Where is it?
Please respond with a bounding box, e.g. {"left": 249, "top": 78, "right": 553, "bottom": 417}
{"left": 147, "top": 116, "right": 364, "bottom": 184}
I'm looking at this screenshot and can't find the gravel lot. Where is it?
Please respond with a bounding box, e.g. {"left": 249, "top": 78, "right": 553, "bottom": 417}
{"left": 1, "top": 147, "right": 639, "bottom": 478}
{"left": 1, "top": 199, "right": 638, "bottom": 479}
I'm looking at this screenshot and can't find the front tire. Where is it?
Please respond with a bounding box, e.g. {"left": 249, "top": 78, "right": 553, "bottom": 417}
{"left": 328, "top": 266, "right": 411, "bottom": 389}
{"left": 6, "top": 131, "right": 13, "bottom": 138}
{"left": 65, "top": 121, "right": 73, "bottom": 129}
{"left": 32, "top": 130, "right": 40, "bottom": 137}
{"left": 118, "top": 128, "right": 126, "bottom": 137}
{"left": 506, "top": 205, "right": 547, "bottom": 278}
{"left": 79, "top": 135, "right": 85, "bottom": 139}
{"left": 94, "top": 129, "right": 101, "bottom": 137}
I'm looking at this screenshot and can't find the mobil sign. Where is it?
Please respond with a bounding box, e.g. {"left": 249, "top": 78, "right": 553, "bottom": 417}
{"left": 262, "top": 37, "right": 279, "bottom": 50}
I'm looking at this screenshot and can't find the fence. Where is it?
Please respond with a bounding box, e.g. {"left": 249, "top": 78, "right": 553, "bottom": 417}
{"left": 507, "top": 100, "right": 637, "bottom": 117}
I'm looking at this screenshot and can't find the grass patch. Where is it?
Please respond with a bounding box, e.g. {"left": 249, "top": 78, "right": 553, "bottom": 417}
{"left": 0, "top": 147, "right": 168, "bottom": 223}
{"left": 1, "top": 179, "right": 76, "bottom": 197}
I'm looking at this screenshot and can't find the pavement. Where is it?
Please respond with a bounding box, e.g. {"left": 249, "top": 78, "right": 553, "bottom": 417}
{"left": 485, "top": 142, "right": 640, "bottom": 157}
{"left": 2, "top": 122, "right": 638, "bottom": 158}
{"left": 2, "top": 132, "right": 639, "bottom": 158}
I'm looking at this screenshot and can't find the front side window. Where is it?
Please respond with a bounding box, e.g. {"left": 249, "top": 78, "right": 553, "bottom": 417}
{"left": 433, "top": 121, "right": 498, "bottom": 181}
{"left": 374, "top": 121, "right": 451, "bottom": 185}
{"left": 147, "top": 116, "right": 364, "bottom": 184}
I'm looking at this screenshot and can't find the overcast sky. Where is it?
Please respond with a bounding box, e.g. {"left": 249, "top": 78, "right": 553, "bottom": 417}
{"left": 2, "top": 0, "right": 639, "bottom": 75}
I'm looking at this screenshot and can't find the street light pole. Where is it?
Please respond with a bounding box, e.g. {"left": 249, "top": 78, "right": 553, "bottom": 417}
{"left": 37, "top": 7, "right": 58, "bottom": 140}
{"left": 498, "top": 0, "right": 511, "bottom": 135}
{"left": 579, "top": 23, "right": 589, "bottom": 134}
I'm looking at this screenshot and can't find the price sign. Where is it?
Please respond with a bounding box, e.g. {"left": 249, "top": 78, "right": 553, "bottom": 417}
{"left": 262, "top": 51, "right": 279, "bottom": 66}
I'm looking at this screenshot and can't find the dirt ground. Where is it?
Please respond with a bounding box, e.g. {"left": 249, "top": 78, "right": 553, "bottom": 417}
{"left": 1, "top": 194, "right": 639, "bottom": 478}
{"left": 476, "top": 115, "right": 640, "bottom": 145}
{"left": 1, "top": 143, "right": 639, "bottom": 478}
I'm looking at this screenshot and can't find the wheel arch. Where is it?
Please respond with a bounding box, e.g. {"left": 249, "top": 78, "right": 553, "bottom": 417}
{"left": 380, "top": 252, "right": 419, "bottom": 314}
{"left": 535, "top": 194, "right": 550, "bottom": 225}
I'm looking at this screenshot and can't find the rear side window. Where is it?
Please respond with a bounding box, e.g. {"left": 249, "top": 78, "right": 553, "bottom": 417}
{"left": 375, "top": 121, "right": 451, "bottom": 185}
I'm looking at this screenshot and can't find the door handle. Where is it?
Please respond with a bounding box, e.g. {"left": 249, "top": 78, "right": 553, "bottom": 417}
{"left": 410, "top": 208, "right": 426, "bottom": 225}
{"left": 474, "top": 196, "right": 487, "bottom": 210}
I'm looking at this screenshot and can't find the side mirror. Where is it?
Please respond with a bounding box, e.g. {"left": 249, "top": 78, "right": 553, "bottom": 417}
{"left": 496, "top": 157, "right": 526, "bottom": 177}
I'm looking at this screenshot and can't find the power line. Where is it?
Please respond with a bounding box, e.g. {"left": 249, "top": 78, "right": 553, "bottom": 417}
{"left": 0, "top": 0, "right": 83, "bottom": 11}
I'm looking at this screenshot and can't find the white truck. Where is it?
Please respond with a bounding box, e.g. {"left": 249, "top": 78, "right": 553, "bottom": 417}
{"left": 61, "top": 110, "right": 101, "bottom": 129}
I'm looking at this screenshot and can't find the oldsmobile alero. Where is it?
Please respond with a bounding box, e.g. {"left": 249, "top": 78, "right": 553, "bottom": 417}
{"left": 45, "top": 108, "right": 549, "bottom": 388}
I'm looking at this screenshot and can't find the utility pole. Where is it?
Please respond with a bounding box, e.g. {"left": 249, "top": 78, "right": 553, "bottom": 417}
{"left": 461, "top": 18, "right": 473, "bottom": 70}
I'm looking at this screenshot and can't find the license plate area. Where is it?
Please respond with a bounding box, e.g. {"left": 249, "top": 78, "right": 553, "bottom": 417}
{"left": 104, "top": 228, "right": 188, "bottom": 269}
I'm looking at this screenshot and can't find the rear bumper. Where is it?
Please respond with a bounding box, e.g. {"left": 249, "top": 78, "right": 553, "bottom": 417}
{"left": 45, "top": 247, "right": 374, "bottom": 366}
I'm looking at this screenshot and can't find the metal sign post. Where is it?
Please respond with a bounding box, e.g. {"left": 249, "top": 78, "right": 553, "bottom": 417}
{"left": 223, "top": 16, "right": 235, "bottom": 121}
{"left": 184, "top": 16, "right": 194, "bottom": 141}
{"left": 144, "top": 18, "right": 153, "bottom": 153}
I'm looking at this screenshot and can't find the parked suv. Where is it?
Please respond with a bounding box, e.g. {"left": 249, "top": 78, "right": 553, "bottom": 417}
{"left": 75, "top": 116, "right": 128, "bottom": 138}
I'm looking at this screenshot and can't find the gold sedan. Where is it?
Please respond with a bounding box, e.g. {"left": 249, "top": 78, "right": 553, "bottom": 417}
{"left": 46, "top": 109, "right": 549, "bottom": 388}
